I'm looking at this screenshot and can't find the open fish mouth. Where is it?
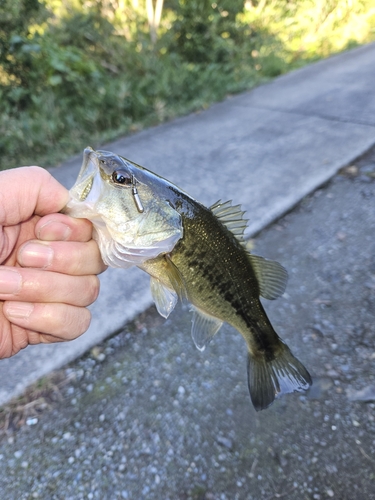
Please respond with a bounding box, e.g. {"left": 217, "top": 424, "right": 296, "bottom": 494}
{"left": 64, "top": 146, "right": 184, "bottom": 268}
{"left": 80, "top": 176, "right": 93, "bottom": 201}
{"left": 72, "top": 147, "right": 100, "bottom": 202}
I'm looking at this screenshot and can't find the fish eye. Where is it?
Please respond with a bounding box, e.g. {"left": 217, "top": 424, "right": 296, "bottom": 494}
{"left": 112, "top": 170, "right": 132, "bottom": 185}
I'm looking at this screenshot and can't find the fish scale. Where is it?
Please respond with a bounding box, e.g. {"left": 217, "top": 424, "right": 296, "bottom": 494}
{"left": 172, "top": 208, "right": 258, "bottom": 324}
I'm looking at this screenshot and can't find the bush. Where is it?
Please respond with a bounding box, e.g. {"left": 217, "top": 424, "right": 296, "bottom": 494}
{"left": 0, "top": 0, "right": 374, "bottom": 169}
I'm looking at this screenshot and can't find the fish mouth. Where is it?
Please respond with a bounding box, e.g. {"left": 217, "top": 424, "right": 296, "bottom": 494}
{"left": 70, "top": 146, "right": 101, "bottom": 203}
{"left": 80, "top": 177, "right": 93, "bottom": 201}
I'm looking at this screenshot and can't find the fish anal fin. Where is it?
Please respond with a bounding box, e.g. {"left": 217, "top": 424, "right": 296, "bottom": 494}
{"left": 248, "top": 254, "right": 288, "bottom": 300}
{"left": 191, "top": 306, "right": 223, "bottom": 352}
{"left": 247, "top": 343, "right": 312, "bottom": 411}
{"left": 150, "top": 277, "right": 178, "bottom": 319}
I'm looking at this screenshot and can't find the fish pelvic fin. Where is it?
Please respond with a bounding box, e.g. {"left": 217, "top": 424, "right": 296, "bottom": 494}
{"left": 247, "top": 342, "right": 312, "bottom": 411}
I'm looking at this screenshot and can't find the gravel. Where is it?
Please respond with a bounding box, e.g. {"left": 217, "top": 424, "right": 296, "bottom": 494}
{"left": 0, "top": 147, "right": 375, "bottom": 499}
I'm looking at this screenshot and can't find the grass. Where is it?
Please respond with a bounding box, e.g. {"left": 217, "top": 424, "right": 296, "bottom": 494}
{"left": 0, "top": 371, "right": 68, "bottom": 436}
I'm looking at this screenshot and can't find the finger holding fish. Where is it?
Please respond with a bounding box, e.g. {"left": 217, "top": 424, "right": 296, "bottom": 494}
{"left": 0, "top": 266, "right": 99, "bottom": 307}
{"left": 17, "top": 239, "right": 106, "bottom": 276}
{"left": 35, "top": 213, "right": 94, "bottom": 242}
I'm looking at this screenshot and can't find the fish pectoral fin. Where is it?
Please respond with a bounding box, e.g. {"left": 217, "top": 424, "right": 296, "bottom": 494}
{"left": 150, "top": 277, "right": 178, "bottom": 319}
{"left": 248, "top": 254, "right": 288, "bottom": 300}
{"left": 247, "top": 342, "right": 312, "bottom": 411}
{"left": 190, "top": 306, "right": 223, "bottom": 352}
{"left": 164, "top": 255, "right": 187, "bottom": 301}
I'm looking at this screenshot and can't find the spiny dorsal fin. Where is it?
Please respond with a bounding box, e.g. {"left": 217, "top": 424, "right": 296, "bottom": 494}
{"left": 210, "top": 200, "right": 248, "bottom": 242}
{"left": 248, "top": 254, "right": 288, "bottom": 300}
{"left": 190, "top": 305, "right": 223, "bottom": 351}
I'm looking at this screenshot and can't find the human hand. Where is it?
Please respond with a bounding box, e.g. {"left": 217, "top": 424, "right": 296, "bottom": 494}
{"left": 0, "top": 166, "right": 106, "bottom": 358}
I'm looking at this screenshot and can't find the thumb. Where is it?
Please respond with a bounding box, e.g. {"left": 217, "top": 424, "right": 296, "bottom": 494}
{"left": 0, "top": 167, "right": 69, "bottom": 226}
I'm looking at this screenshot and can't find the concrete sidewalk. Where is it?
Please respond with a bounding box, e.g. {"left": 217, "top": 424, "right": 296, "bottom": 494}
{"left": 1, "top": 42, "right": 374, "bottom": 407}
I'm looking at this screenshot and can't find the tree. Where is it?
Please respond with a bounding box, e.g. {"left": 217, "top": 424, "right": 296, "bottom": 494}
{"left": 146, "top": 0, "right": 164, "bottom": 44}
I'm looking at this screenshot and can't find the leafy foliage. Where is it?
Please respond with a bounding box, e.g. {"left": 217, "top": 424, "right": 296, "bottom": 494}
{"left": 0, "top": 0, "right": 374, "bottom": 169}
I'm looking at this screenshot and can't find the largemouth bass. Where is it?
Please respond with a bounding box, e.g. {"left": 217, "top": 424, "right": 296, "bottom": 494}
{"left": 65, "top": 147, "right": 312, "bottom": 411}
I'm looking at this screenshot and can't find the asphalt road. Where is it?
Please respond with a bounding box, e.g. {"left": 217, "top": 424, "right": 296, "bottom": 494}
{"left": 0, "top": 137, "right": 374, "bottom": 500}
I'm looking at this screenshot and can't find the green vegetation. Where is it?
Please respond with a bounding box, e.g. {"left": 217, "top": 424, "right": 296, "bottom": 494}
{"left": 1, "top": 0, "right": 375, "bottom": 170}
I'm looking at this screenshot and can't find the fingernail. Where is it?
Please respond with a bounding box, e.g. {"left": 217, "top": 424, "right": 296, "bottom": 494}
{"left": 4, "top": 302, "right": 34, "bottom": 320}
{"left": 18, "top": 242, "right": 54, "bottom": 269}
{"left": 0, "top": 269, "right": 22, "bottom": 294}
{"left": 37, "top": 220, "right": 72, "bottom": 241}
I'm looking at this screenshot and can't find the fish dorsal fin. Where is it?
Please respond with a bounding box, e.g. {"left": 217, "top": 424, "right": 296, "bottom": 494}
{"left": 191, "top": 306, "right": 223, "bottom": 351}
{"left": 248, "top": 254, "right": 288, "bottom": 300}
{"left": 150, "top": 277, "right": 178, "bottom": 319}
{"left": 210, "top": 200, "right": 248, "bottom": 242}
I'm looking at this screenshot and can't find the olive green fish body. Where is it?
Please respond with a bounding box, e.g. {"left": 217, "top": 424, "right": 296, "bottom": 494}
{"left": 65, "top": 147, "right": 312, "bottom": 411}
{"left": 146, "top": 198, "right": 273, "bottom": 351}
{"left": 141, "top": 194, "right": 311, "bottom": 410}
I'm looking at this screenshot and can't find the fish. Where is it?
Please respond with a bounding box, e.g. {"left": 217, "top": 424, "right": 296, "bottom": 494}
{"left": 65, "top": 146, "right": 312, "bottom": 411}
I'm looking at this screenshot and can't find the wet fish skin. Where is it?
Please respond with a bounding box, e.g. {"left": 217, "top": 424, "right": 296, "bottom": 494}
{"left": 65, "top": 147, "right": 312, "bottom": 411}
{"left": 142, "top": 197, "right": 312, "bottom": 411}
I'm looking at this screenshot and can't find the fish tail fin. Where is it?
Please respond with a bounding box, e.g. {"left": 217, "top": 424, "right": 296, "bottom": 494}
{"left": 247, "top": 341, "right": 312, "bottom": 411}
